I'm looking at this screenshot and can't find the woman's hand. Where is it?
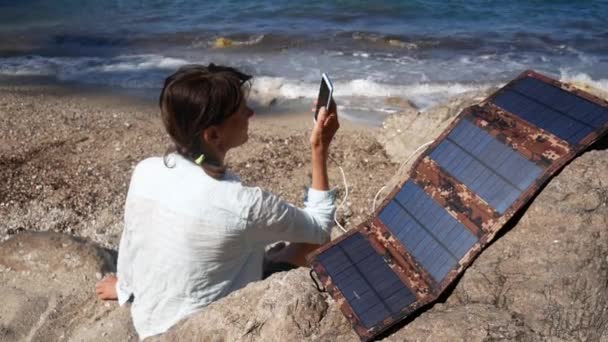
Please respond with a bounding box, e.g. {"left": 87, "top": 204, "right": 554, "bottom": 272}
{"left": 310, "top": 101, "right": 339, "bottom": 154}
{"left": 309, "top": 101, "right": 339, "bottom": 191}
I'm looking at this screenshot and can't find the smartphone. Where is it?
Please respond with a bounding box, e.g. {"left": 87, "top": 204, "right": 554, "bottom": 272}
{"left": 314, "top": 73, "right": 334, "bottom": 122}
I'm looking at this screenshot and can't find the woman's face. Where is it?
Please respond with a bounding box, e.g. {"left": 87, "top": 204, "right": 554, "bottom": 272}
{"left": 217, "top": 100, "right": 254, "bottom": 149}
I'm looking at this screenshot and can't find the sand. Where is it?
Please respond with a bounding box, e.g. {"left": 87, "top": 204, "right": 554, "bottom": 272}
{"left": 0, "top": 82, "right": 397, "bottom": 248}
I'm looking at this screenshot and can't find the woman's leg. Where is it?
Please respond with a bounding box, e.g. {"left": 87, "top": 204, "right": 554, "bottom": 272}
{"left": 270, "top": 242, "right": 323, "bottom": 267}
{"left": 95, "top": 274, "right": 118, "bottom": 300}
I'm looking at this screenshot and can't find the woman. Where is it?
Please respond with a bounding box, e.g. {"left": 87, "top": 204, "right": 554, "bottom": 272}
{"left": 95, "top": 64, "right": 339, "bottom": 339}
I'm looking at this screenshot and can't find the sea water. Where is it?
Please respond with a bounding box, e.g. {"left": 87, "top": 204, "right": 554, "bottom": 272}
{"left": 1, "top": 0, "right": 607, "bottom": 125}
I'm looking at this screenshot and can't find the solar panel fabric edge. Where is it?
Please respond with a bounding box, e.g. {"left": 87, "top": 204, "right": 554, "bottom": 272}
{"left": 307, "top": 70, "right": 608, "bottom": 341}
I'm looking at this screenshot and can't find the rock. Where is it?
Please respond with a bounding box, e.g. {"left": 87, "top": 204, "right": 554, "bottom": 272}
{"left": 384, "top": 96, "right": 418, "bottom": 111}
{"left": 151, "top": 268, "right": 357, "bottom": 342}
{"left": 376, "top": 90, "right": 497, "bottom": 197}
{"left": 378, "top": 90, "right": 492, "bottom": 166}
{"left": 213, "top": 37, "right": 233, "bottom": 48}
{"left": 0, "top": 232, "right": 137, "bottom": 341}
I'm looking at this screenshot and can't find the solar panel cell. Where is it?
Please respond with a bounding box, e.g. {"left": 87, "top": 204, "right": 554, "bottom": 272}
{"left": 468, "top": 166, "right": 490, "bottom": 192}
{"left": 384, "top": 288, "right": 415, "bottom": 312}
{"left": 567, "top": 126, "right": 593, "bottom": 144}
{"left": 358, "top": 303, "right": 391, "bottom": 328}
{"left": 590, "top": 108, "right": 608, "bottom": 127}
{"left": 319, "top": 252, "right": 350, "bottom": 275}
{"left": 351, "top": 290, "right": 382, "bottom": 312}
{"left": 343, "top": 242, "right": 376, "bottom": 264}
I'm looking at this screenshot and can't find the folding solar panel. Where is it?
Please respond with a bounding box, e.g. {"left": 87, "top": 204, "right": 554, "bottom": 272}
{"left": 307, "top": 70, "right": 608, "bottom": 341}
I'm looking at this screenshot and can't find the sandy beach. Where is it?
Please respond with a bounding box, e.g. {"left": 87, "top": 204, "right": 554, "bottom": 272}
{"left": 0, "top": 81, "right": 397, "bottom": 249}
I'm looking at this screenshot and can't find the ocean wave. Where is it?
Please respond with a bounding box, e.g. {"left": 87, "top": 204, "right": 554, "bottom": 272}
{"left": 98, "top": 55, "right": 188, "bottom": 72}
{"left": 249, "top": 76, "right": 489, "bottom": 111}
{"left": 350, "top": 31, "right": 419, "bottom": 50}
{"left": 0, "top": 55, "right": 189, "bottom": 87}
{"left": 559, "top": 70, "right": 608, "bottom": 98}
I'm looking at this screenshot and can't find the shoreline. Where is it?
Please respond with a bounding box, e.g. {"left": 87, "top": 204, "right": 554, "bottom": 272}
{"left": 0, "top": 81, "right": 396, "bottom": 248}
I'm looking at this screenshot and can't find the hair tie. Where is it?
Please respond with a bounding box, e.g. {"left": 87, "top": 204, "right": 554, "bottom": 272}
{"left": 194, "top": 154, "right": 205, "bottom": 165}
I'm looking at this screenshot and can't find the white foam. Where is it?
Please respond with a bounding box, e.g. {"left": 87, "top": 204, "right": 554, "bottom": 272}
{"left": 98, "top": 55, "right": 188, "bottom": 72}
{"left": 248, "top": 75, "right": 490, "bottom": 114}
{"left": 0, "top": 54, "right": 188, "bottom": 75}
{"left": 0, "top": 55, "right": 62, "bottom": 76}
{"left": 233, "top": 34, "right": 265, "bottom": 46}
{"left": 559, "top": 70, "right": 608, "bottom": 95}
{"left": 0, "top": 54, "right": 195, "bottom": 89}
{"left": 353, "top": 51, "right": 370, "bottom": 58}
{"left": 250, "top": 76, "right": 485, "bottom": 100}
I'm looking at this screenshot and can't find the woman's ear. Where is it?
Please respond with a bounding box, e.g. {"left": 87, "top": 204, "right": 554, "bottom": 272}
{"left": 202, "top": 126, "right": 220, "bottom": 146}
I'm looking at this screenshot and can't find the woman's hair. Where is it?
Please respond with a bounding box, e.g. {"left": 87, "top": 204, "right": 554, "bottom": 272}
{"left": 159, "top": 63, "right": 252, "bottom": 178}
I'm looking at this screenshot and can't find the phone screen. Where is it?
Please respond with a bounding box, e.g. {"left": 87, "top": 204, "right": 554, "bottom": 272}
{"left": 315, "top": 77, "right": 332, "bottom": 121}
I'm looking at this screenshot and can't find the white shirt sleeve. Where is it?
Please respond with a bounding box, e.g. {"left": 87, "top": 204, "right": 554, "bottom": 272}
{"left": 243, "top": 186, "right": 337, "bottom": 245}
{"left": 115, "top": 176, "right": 139, "bottom": 306}
{"left": 115, "top": 220, "right": 134, "bottom": 305}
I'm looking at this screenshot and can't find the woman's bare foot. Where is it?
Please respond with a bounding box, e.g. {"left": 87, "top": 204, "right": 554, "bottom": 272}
{"left": 95, "top": 274, "right": 118, "bottom": 301}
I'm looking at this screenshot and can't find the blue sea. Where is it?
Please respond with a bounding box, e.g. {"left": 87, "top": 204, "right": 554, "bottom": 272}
{"left": 1, "top": 0, "right": 607, "bottom": 124}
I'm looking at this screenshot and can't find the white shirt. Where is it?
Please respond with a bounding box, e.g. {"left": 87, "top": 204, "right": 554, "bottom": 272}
{"left": 115, "top": 153, "right": 336, "bottom": 339}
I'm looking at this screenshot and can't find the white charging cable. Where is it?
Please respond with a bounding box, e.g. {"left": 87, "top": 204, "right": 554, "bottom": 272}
{"left": 329, "top": 139, "right": 434, "bottom": 234}
{"left": 372, "top": 140, "right": 434, "bottom": 212}
{"left": 329, "top": 155, "right": 349, "bottom": 233}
